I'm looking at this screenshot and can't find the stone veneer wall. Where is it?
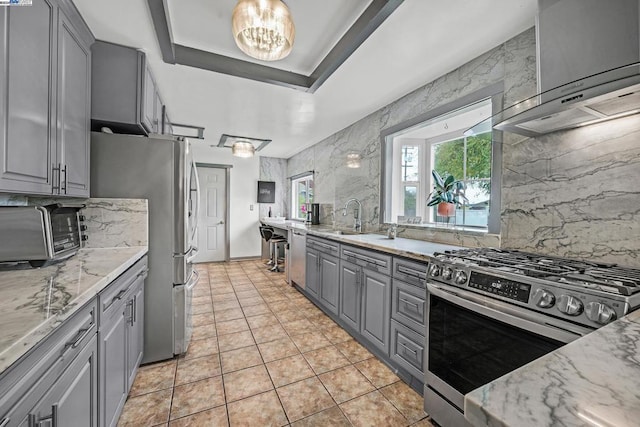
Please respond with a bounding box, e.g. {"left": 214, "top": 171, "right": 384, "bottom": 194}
{"left": 258, "top": 156, "right": 288, "bottom": 220}
{"left": 287, "top": 27, "right": 640, "bottom": 267}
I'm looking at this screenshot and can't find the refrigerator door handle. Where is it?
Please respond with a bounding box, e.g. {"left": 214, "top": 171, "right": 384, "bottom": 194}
{"left": 186, "top": 246, "right": 199, "bottom": 263}
{"left": 190, "top": 161, "right": 201, "bottom": 244}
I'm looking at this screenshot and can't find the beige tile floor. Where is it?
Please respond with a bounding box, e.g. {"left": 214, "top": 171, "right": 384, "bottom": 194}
{"left": 118, "top": 260, "right": 435, "bottom": 427}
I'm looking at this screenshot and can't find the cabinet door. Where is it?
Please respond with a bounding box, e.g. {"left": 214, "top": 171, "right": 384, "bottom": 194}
{"left": 126, "top": 280, "right": 145, "bottom": 388}
{"left": 29, "top": 335, "right": 98, "bottom": 427}
{"left": 99, "top": 307, "right": 128, "bottom": 427}
{"left": 319, "top": 253, "right": 340, "bottom": 315}
{"left": 305, "top": 249, "right": 320, "bottom": 298}
{"left": 140, "top": 61, "right": 156, "bottom": 134}
{"left": 0, "top": 0, "right": 55, "bottom": 194}
{"left": 361, "top": 269, "right": 391, "bottom": 355}
{"left": 56, "top": 8, "right": 91, "bottom": 197}
{"left": 339, "top": 260, "right": 360, "bottom": 331}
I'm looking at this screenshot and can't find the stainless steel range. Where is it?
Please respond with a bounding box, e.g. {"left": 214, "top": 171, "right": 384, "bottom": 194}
{"left": 423, "top": 248, "right": 640, "bottom": 427}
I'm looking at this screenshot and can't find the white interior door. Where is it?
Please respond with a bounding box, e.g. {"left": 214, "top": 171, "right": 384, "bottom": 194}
{"left": 193, "top": 166, "right": 227, "bottom": 263}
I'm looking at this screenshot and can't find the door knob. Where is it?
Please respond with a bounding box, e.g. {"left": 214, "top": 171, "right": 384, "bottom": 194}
{"left": 218, "top": 220, "right": 225, "bottom": 225}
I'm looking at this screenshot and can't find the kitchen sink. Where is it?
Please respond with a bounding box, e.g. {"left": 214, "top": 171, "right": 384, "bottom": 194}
{"left": 316, "top": 228, "right": 362, "bottom": 236}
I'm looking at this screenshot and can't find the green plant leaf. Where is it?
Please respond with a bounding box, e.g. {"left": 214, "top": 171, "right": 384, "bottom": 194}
{"left": 432, "top": 170, "right": 444, "bottom": 188}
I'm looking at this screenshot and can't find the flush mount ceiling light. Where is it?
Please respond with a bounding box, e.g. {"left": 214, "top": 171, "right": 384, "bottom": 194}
{"left": 216, "top": 133, "right": 272, "bottom": 158}
{"left": 231, "top": 0, "right": 295, "bottom": 62}
{"left": 346, "top": 153, "right": 361, "bottom": 168}
{"left": 231, "top": 141, "right": 256, "bottom": 158}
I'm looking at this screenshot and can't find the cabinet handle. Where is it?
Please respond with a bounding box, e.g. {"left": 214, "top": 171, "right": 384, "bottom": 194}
{"left": 61, "top": 165, "right": 67, "bottom": 194}
{"left": 400, "top": 298, "right": 420, "bottom": 308}
{"left": 0, "top": 417, "right": 10, "bottom": 427}
{"left": 397, "top": 265, "right": 426, "bottom": 279}
{"left": 33, "top": 404, "right": 58, "bottom": 427}
{"left": 128, "top": 300, "right": 135, "bottom": 326}
{"left": 399, "top": 342, "right": 418, "bottom": 355}
{"left": 52, "top": 164, "right": 60, "bottom": 193}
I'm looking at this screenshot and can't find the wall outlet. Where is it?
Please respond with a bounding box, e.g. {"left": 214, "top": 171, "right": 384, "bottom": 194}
{"left": 250, "top": 204, "right": 254, "bottom": 211}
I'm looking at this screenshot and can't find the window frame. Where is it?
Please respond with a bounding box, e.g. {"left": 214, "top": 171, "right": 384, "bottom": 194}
{"left": 380, "top": 82, "right": 504, "bottom": 234}
{"left": 290, "top": 172, "right": 314, "bottom": 221}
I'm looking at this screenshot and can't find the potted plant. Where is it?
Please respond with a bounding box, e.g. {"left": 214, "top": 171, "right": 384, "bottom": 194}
{"left": 427, "top": 170, "right": 467, "bottom": 217}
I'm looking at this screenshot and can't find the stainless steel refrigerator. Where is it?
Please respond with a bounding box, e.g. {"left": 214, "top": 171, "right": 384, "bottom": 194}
{"left": 91, "top": 132, "right": 200, "bottom": 363}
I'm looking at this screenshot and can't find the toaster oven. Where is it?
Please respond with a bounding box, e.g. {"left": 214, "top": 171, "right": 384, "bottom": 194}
{"left": 0, "top": 204, "right": 86, "bottom": 267}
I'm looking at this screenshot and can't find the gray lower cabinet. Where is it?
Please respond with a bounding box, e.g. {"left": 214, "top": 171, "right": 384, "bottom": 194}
{"left": 306, "top": 237, "right": 340, "bottom": 315}
{"left": 98, "top": 257, "right": 147, "bottom": 427}
{"left": 339, "top": 259, "right": 360, "bottom": 331}
{"left": 319, "top": 253, "right": 340, "bottom": 315}
{"left": 29, "top": 334, "right": 98, "bottom": 427}
{"left": 305, "top": 248, "right": 320, "bottom": 298}
{"left": 338, "top": 249, "right": 392, "bottom": 355}
{"left": 360, "top": 268, "right": 391, "bottom": 354}
{"left": 389, "top": 319, "right": 425, "bottom": 379}
{"left": 0, "top": 0, "right": 92, "bottom": 196}
{"left": 92, "top": 41, "right": 164, "bottom": 136}
{"left": 0, "top": 300, "right": 97, "bottom": 427}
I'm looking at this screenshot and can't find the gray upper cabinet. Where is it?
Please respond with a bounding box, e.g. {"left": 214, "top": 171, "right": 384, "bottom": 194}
{"left": 57, "top": 4, "right": 91, "bottom": 197}
{"left": 0, "top": 0, "right": 93, "bottom": 197}
{"left": 0, "top": 0, "right": 56, "bottom": 194}
{"left": 92, "top": 41, "right": 164, "bottom": 136}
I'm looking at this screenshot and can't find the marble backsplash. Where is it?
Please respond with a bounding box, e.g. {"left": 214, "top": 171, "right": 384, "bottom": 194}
{"left": 82, "top": 198, "right": 148, "bottom": 248}
{"left": 0, "top": 195, "right": 148, "bottom": 249}
{"left": 286, "top": 25, "right": 640, "bottom": 265}
{"left": 258, "top": 157, "right": 288, "bottom": 219}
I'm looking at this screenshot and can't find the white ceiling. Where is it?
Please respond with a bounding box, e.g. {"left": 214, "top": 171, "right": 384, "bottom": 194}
{"left": 73, "top": 0, "right": 537, "bottom": 159}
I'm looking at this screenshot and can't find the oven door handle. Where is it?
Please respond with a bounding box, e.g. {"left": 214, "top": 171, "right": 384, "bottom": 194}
{"left": 427, "top": 282, "right": 591, "bottom": 343}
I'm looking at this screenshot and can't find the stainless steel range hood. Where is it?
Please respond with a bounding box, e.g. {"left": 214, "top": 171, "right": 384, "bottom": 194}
{"left": 492, "top": 0, "right": 640, "bottom": 137}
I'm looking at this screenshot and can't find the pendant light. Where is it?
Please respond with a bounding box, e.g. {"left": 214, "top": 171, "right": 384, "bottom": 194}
{"left": 232, "top": 141, "right": 256, "bottom": 158}
{"left": 231, "top": 0, "right": 295, "bottom": 61}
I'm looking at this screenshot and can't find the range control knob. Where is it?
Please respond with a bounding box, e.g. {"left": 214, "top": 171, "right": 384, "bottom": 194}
{"left": 532, "top": 288, "right": 556, "bottom": 308}
{"left": 585, "top": 302, "right": 617, "bottom": 325}
{"left": 454, "top": 270, "right": 468, "bottom": 285}
{"left": 557, "top": 295, "right": 584, "bottom": 316}
{"left": 428, "top": 264, "right": 441, "bottom": 277}
{"left": 442, "top": 267, "right": 453, "bottom": 280}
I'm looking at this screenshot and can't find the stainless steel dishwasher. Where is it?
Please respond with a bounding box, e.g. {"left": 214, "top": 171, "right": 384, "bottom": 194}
{"left": 289, "top": 229, "right": 306, "bottom": 288}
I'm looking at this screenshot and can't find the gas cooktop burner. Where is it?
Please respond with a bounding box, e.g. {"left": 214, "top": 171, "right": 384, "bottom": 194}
{"left": 436, "top": 248, "right": 640, "bottom": 296}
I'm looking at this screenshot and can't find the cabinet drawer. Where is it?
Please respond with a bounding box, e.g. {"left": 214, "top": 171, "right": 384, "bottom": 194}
{"left": 307, "top": 236, "right": 340, "bottom": 256}
{"left": 391, "top": 279, "right": 426, "bottom": 334}
{"left": 0, "top": 299, "right": 97, "bottom": 423}
{"left": 99, "top": 256, "right": 147, "bottom": 321}
{"left": 341, "top": 245, "right": 391, "bottom": 276}
{"left": 390, "top": 319, "right": 425, "bottom": 379}
{"left": 392, "top": 258, "right": 427, "bottom": 288}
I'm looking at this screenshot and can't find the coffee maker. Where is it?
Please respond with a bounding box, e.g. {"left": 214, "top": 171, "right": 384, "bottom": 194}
{"left": 304, "top": 203, "right": 320, "bottom": 225}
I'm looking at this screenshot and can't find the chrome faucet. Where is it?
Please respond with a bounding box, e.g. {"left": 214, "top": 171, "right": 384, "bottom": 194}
{"left": 343, "top": 198, "right": 362, "bottom": 232}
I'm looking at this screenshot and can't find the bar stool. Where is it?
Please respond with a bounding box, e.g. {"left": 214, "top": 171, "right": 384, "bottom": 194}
{"left": 259, "top": 226, "right": 286, "bottom": 272}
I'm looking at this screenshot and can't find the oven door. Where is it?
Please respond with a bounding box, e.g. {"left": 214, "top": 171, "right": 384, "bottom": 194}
{"left": 425, "top": 282, "right": 591, "bottom": 416}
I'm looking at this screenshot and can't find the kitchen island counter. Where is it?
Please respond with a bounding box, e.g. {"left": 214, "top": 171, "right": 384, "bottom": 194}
{"left": 260, "top": 218, "right": 464, "bottom": 261}
{"left": 0, "top": 246, "right": 148, "bottom": 375}
{"left": 465, "top": 309, "right": 640, "bottom": 427}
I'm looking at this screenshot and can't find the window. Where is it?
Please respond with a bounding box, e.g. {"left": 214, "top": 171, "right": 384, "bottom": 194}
{"left": 291, "top": 173, "right": 314, "bottom": 220}
{"left": 381, "top": 87, "right": 502, "bottom": 233}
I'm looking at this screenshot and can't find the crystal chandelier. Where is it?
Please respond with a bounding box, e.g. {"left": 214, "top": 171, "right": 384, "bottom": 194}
{"left": 231, "top": 0, "right": 295, "bottom": 61}
{"left": 232, "top": 141, "right": 256, "bottom": 158}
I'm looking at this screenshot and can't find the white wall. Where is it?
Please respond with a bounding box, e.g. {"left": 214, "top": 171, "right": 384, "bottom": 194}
{"left": 191, "top": 143, "right": 261, "bottom": 259}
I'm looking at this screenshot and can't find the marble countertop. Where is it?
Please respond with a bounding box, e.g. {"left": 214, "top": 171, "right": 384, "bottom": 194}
{"left": 260, "top": 218, "right": 464, "bottom": 261}
{"left": 0, "top": 246, "right": 148, "bottom": 374}
{"left": 465, "top": 309, "right": 640, "bottom": 427}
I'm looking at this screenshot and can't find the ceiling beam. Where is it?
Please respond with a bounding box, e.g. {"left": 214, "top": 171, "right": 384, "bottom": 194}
{"left": 308, "top": 0, "right": 404, "bottom": 92}
{"left": 174, "top": 45, "right": 312, "bottom": 90}
{"left": 147, "top": 0, "right": 405, "bottom": 92}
